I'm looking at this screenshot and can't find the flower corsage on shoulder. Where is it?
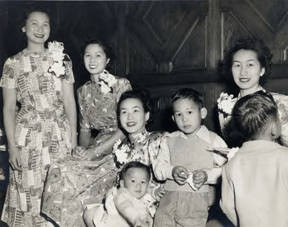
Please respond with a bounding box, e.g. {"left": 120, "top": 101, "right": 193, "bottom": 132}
{"left": 217, "top": 92, "right": 237, "bottom": 117}
{"left": 113, "top": 139, "right": 130, "bottom": 166}
{"left": 98, "top": 70, "right": 117, "bottom": 94}
{"left": 48, "top": 41, "right": 66, "bottom": 78}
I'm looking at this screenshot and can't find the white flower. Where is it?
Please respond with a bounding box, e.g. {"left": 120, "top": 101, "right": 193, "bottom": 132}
{"left": 48, "top": 41, "right": 65, "bottom": 78}
{"left": 113, "top": 140, "right": 130, "bottom": 165}
{"left": 217, "top": 92, "right": 237, "bottom": 116}
{"left": 98, "top": 70, "right": 117, "bottom": 94}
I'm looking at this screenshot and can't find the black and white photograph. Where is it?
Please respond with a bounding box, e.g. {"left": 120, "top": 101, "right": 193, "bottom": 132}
{"left": 0, "top": 0, "right": 288, "bottom": 226}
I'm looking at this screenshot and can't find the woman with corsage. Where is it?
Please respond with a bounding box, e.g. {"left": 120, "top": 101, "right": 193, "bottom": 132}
{"left": 217, "top": 38, "right": 288, "bottom": 147}
{"left": 0, "top": 8, "right": 77, "bottom": 226}
{"left": 41, "top": 39, "right": 132, "bottom": 227}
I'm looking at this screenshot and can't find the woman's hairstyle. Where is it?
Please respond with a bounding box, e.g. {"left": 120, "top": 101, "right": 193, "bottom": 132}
{"left": 221, "top": 38, "right": 273, "bottom": 86}
{"left": 232, "top": 91, "right": 278, "bottom": 141}
{"left": 82, "top": 38, "right": 115, "bottom": 62}
{"left": 117, "top": 89, "right": 152, "bottom": 117}
{"left": 119, "top": 161, "right": 151, "bottom": 181}
{"left": 171, "top": 87, "right": 204, "bottom": 109}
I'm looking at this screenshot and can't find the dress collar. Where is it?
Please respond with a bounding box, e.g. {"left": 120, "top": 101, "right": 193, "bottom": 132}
{"left": 90, "top": 69, "right": 109, "bottom": 83}
{"left": 128, "top": 129, "right": 150, "bottom": 146}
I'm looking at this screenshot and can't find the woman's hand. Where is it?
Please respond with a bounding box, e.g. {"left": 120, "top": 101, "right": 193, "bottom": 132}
{"left": 9, "top": 146, "right": 22, "bottom": 171}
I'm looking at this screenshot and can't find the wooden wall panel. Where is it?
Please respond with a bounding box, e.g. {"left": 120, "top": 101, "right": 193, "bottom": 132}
{"left": 221, "top": 0, "right": 288, "bottom": 64}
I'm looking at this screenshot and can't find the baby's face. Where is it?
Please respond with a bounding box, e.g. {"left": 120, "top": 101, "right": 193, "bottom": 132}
{"left": 122, "top": 167, "right": 149, "bottom": 199}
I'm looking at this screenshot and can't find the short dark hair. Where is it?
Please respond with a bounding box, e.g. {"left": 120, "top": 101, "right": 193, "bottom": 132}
{"left": 221, "top": 38, "right": 272, "bottom": 86}
{"left": 232, "top": 91, "right": 278, "bottom": 141}
{"left": 119, "top": 161, "right": 151, "bottom": 181}
{"left": 117, "top": 89, "right": 152, "bottom": 117}
{"left": 82, "top": 38, "right": 115, "bottom": 62}
{"left": 171, "top": 88, "right": 204, "bottom": 109}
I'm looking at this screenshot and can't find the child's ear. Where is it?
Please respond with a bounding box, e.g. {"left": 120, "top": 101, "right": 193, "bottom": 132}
{"left": 119, "top": 179, "right": 124, "bottom": 188}
{"left": 200, "top": 107, "right": 207, "bottom": 119}
{"left": 145, "top": 112, "right": 150, "bottom": 122}
{"left": 271, "top": 119, "right": 281, "bottom": 141}
{"left": 21, "top": 26, "right": 26, "bottom": 33}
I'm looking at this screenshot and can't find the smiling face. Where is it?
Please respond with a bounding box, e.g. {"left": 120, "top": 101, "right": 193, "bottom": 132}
{"left": 120, "top": 167, "right": 149, "bottom": 199}
{"left": 84, "top": 43, "right": 110, "bottom": 76}
{"left": 22, "top": 11, "right": 50, "bottom": 45}
{"left": 119, "top": 98, "right": 149, "bottom": 136}
{"left": 232, "top": 49, "right": 265, "bottom": 95}
{"left": 172, "top": 98, "right": 206, "bottom": 135}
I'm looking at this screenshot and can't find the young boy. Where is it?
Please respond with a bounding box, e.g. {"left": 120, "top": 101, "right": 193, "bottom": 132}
{"left": 152, "top": 88, "right": 227, "bottom": 227}
{"left": 92, "top": 161, "right": 156, "bottom": 227}
{"left": 221, "top": 92, "right": 288, "bottom": 227}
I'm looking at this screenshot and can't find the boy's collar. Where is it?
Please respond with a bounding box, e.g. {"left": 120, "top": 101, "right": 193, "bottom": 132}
{"left": 170, "top": 125, "right": 211, "bottom": 143}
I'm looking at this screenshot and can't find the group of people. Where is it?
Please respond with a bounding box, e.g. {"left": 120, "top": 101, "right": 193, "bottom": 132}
{"left": 0, "top": 7, "right": 288, "bottom": 227}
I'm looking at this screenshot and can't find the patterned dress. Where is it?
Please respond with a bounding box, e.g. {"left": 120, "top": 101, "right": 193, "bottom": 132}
{"left": 41, "top": 71, "right": 131, "bottom": 227}
{"left": 217, "top": 89, "right": 288, "bottom": 147}
{"left": 0, "top": 48, "right": 74, "bottom": 227}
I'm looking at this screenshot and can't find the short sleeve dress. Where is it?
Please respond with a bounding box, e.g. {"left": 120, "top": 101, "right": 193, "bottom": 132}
{"left": 41, "top": 70, "right": 132, "bottom": 227}
{"left": 0, "top": 46, "right": 74, "bottom": 227}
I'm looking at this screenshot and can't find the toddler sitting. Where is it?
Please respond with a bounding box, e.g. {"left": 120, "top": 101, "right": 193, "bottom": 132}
{"left": 92, "top": 161, "right": 156, "bottom": 227}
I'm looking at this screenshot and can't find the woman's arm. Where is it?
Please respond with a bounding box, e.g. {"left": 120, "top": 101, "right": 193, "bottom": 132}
{"left": 86, "top": 129, "right": 125, "bottom": 160}
{"left": 79, "top": 129, "right": 91, "bottom": 148}
{"left": 2, "top": 87, "right": 21, "bottom": 170}
{"left": 62, "top": 81, "right": 77, "bottom": 149}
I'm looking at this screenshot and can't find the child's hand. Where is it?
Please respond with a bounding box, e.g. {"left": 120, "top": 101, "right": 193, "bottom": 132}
{"left": 154, "top": 185, "right": 165, "bottom": 200}
{"left": 172, "top": 166, "right": 189, "bottom": 185}
{"left": 192, "top": 169, "right": 208, "bottom": 189}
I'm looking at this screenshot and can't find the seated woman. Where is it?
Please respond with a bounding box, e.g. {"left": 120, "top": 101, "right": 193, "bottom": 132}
{"left": 217, "top": 38, "right": 288, "bottom": 147}
{"left": 83, "top": 89, "right": 165, "bottom": 227}
{"left": 41, "top": 39, "right": 131, "bottom": 227}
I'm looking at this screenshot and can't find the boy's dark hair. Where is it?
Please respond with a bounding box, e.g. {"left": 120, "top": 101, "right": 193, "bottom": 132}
{"left": 221, "top": 38, "right": 272, "bottom": 86}
{"left": 171, "top": 88, "right": 204, "bottom": 109}
{"left": 119, "top": 161, "right": 151, "bottom": 181}
{"left": 232, "top": 91, "right": 278, "bottom": 142}
{"left": 117, "top": 89, "right": 152, "bottom": 116}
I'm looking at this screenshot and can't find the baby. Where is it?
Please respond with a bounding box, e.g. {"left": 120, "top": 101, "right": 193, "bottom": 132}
{"left": 92, "top": 161, "right": 156, "bottom": 227}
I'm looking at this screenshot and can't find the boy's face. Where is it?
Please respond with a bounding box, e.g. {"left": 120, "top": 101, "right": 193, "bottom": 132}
{"left": 172, "top": 98, "right": 207, "bottom": 135}
{"left": 120, "top": 167, "right": 149, "bottom": 199}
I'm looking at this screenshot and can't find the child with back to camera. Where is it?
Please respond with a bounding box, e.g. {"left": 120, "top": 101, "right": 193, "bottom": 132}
{"left": 221, "top": 91, "right": 288, "bottom": 227}
{"left": 153, "top": 88, "right": 227, "bottom": 227}
{"left": 93, "top": 161, "right": 156, "bottom": 227}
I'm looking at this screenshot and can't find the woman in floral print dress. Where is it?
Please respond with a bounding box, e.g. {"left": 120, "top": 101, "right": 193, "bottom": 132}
{"left": 83, "top": 89, "right": 165, "bottom": 227}
{"left": 41, "top": 40, "right": 132, "bottom": 227}
{"left": 0, "top": 9, "right": 77, "bottom": 227}
{"left": 217, "top": 38, "right": 288, "bottom": 147}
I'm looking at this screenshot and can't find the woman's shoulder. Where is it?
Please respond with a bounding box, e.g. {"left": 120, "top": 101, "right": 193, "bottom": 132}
{"left": 270, "top": 91, "right": 288, "bottom": 102}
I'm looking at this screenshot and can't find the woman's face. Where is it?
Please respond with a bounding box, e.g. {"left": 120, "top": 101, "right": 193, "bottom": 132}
{"left": 22, "top": 11, "right": 50, "bottom": 45}
{"left": 119, "top": 98, "right": 149, "bottom": 135}
{"left": 84, "top": 44, "right": 110, "bottom": 76}
{"left": 231, "top": 49, "right": 265, "bottom": 94}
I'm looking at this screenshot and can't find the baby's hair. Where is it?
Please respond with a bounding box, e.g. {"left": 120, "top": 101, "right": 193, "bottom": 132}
{"left": 221, "top": 38, "right": 272, "bottom": 85}
{"left": 117, "top": 89, "right": 152, "bottom": 117}
{"left": 232, "top": 91, "right": 278, "bottom": 141}
{"left": 171, "top": 88, "right": 204, "bottom": 109}
{"left": 119, "top": 161, "right": 151, "bottom": 181}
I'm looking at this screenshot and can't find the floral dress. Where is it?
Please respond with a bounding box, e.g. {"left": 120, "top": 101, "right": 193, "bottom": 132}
{"left": 41, "top": 70, "right": 131, "bottom": 227}
{"left": 113, "top": 129, "right": 164, "bottom": 201}
{"left": 217, "top": 89, "right": 288, "bottom": 147}
{"left": 0, "top": 42, "right": 74, "bottom": 227}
